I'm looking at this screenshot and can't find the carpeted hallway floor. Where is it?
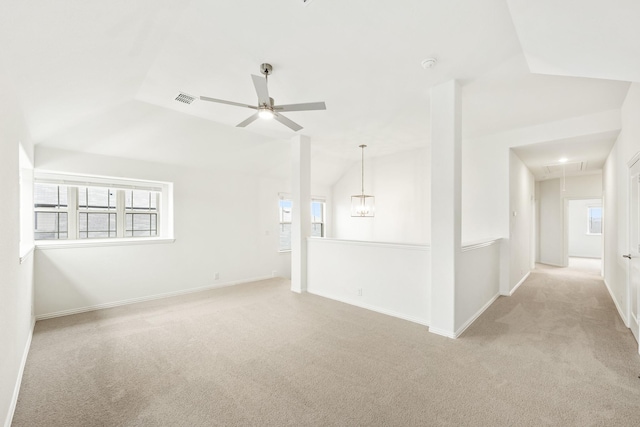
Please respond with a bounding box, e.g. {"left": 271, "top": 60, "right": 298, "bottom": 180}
{"left": 12, "top": 263, "right": 640, "bottom": 426}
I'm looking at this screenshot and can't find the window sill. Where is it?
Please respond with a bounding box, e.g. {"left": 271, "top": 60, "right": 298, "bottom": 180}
{"left": 278, "top": 250, "right": 292, "bottom": 254}
{"left": 35, "top": 237, "right": 175, "bottom": 250}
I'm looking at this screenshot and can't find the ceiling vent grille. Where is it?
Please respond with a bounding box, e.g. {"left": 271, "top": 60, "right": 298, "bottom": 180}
{"left": 175, "top": 93, "right": 196, "bottom": 105}
{"left": 544, "top": 161, "right": 584, "bottom": 174}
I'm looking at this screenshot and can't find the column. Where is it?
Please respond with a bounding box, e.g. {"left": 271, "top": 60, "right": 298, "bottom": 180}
{"left": 291, "top": 134, "right": 311, "bottom": 293}
{"left": 429, "top": 80, "right": 461, "bottom": 338}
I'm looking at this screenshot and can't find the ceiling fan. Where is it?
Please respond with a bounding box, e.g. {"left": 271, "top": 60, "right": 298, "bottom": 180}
{"left": 199, "top": 63, "right": 326, "bottom": 132}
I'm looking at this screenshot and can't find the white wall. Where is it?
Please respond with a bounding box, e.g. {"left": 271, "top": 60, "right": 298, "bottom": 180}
{"left": 307, "top": 238, "right": 430, "bottom": 325}
{"left": 33, "top": 147, "right": 317, "bottom": 317}
{"left": 603, "top": 83, "right": 640, "bottom": 324}
{"left": 538, "top": 178, "right": 563, "bottom": 266}
{"left": 332, "top": 148, "right": 430, "bottom": 245}
{"left": 568, "top": 199, "right": 602, "bottom": 258}
{"left": 462, "top": 138, "right": 509, "bottom": 243}
{"left": 509, "top": 151, "right": 535, "bottom": 290}
{"left": 537, "top": 174, "right": 602, "bottom": 266}
{"left": 306, "top": 236, "right": 501, "bottom": 338}
{"left": 456, "top": 241, "right": 501, "bottom": 334}
{"left": 0, "top": 67, "right": 34, "bottom": 427}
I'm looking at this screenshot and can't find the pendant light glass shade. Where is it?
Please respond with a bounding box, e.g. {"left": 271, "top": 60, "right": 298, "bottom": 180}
{"left": 351, "top": 194, "right": 375, "bottom": 217}
{"left": 351, "top": 144, "right": 375, "bottom": 217}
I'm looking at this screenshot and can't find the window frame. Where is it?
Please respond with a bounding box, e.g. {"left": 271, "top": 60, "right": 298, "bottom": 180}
{"left": 19, "top": 142, "right": 35, "bottom": 261}
{"left": 34, "top": 171, "right": 173, "bottom": 248}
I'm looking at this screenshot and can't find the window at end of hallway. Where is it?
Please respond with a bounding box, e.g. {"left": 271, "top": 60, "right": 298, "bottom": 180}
{"left": 587, "top": 206, "right": 602, "bottom": 235}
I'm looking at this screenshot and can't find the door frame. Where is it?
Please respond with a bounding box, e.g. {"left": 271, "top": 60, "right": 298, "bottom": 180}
{"left": 562, "top": 196, "right": 603, "bottom": 268}
{"left": 627, "top": 152, "right": 640, "bottom": 342}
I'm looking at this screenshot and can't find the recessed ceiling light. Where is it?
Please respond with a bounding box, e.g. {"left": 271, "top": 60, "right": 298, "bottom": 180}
{"left": 421, "top": 58, "right": 438, "bottom": 69}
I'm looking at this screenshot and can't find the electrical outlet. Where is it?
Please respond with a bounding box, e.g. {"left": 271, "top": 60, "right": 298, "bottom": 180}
{"left": 357, "top": 288, "right": 363, "bottom": 296}
{"left": 214, "top": 272, "right": 219, "bottom": 280}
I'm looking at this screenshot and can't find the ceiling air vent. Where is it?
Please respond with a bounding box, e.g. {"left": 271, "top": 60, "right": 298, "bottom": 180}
{"left": 175, "top": 93, "right": 196, "bottom": 105}
{"left": 544, "top": 161, "right": 584, "bottom": 174}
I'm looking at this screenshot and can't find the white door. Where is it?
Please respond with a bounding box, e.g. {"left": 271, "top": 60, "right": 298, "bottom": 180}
{"left": 627, "top": 160, "right": 640, "bottom": 344}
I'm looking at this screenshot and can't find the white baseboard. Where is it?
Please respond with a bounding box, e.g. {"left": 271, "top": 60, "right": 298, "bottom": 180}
{"left": 428, "top": 326, "right": 456, "bottom": 339}
{"left": 509, "top": 271, "right": 530, "bottom": 296}
{"left": 454, "top": 292, "right": 500, "bottom": 338}
{"left": 35, "top": 275, "right": 274, "bottom": 320}
{"left": 538, "top": 261, "right": 564, "bottom": 267}
{"left": 5, "top": 317, "right": 35, "bottom": 427}
{"left": 307, "top": 289, "right": 430, "bottom": 327}
{"left": 603, "top": 279, "right": 628, "bottom": 327}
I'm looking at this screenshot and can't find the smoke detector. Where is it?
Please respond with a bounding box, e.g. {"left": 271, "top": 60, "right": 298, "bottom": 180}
{"left": 421, "top": 58, "right": 438, "bottom": 69}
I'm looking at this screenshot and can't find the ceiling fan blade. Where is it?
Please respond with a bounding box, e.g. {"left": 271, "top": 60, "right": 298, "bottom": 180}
{"left": 251, "top": 74, "right": 270, "bottom": 106}
{"left": 273, "top": 112, "right": 303, "bottom": 132}
{"left": 200, "top": 96, "right": 257, "bottom": 109}
{"left": 236, "top": 113, "right": 260, "bottom": 128}
{"left": 274, "top": 102, "right": 326, "bottom": 112}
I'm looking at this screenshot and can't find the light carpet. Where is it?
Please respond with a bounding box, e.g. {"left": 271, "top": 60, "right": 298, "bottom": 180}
{"left": 12, "top": 264, "right": 640, "bottom": 426}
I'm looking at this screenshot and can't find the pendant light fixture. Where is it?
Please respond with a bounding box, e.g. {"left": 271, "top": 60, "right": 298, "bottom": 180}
{"left": 351, "top": 144, "right": 375, "bottom": 217}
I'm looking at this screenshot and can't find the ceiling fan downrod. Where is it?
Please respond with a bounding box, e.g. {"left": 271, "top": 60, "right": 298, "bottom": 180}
{"left": 260, "top": 63, "right": 272, "bottom": 81}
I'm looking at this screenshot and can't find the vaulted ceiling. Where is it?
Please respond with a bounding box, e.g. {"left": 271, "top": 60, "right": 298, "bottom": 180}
{"left": 0, "top": 0, "right": 636, "bottom": 184}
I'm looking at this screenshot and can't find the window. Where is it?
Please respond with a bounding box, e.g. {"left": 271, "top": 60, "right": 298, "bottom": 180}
{"left": 311, "top": 200, "right": 324, "bottom": 237}
{"left": 78, "top": 187, "right": 118, "bottom": 238}
{"left": 278, "top": 197, "right": 326, "bottom": 252}
{"left": 34, "top": 172, "right": 172, "bottom": 243}
{"left": 587, "top": 206, "right": 602, "bottom": 235}
{"left": 34, "top": 183, "right": 69, "bottom": 240}
{"left": 279, "top": 199, "right": 292, "bottom": 251}
{"left": 125, "top": 190, "right": 158, "bottom": 237}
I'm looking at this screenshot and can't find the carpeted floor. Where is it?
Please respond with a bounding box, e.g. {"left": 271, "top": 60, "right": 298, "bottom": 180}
{"left": 13, "top": 263, "right": 640, "bottom": 426}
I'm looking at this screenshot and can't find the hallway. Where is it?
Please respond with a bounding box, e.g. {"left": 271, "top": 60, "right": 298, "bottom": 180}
{"left": 567, "top": 257, "right": 602, "bottom": 274}
{"left": 463, "top": 259, "right": 640, "bottom": 424}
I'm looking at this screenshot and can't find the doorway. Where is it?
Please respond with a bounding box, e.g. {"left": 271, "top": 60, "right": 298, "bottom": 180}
{"left": 565, "top": 198, "right": 602, "bottom": 273}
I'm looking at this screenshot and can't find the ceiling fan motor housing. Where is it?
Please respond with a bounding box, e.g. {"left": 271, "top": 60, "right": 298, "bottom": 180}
{"left": 260, "top": 63, "right": 272, "bottom": 76}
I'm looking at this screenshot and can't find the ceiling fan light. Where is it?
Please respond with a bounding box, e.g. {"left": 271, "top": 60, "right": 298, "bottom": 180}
{"left": 258, "top": 108, "right": 274, "bottom": 120}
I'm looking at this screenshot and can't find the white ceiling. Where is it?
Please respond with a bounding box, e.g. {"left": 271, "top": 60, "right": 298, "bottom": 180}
{"left": 511, "top": 130, "right": 620, "bottom": 180}
{"left": 0, "top": 0, "right": 635, "bottom": 185}
{"left": 508, "top": 0, "right": 640, "bottom": 82}
{"left": 135, "top": 0, "right": 522, "bottom": 158}
{"left": 461, "top": 55, "right": 629, "bottom": 139}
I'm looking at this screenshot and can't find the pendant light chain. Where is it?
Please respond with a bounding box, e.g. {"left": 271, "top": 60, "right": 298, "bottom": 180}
{"left": 360, "top": 144, "right": 366, "bottom": 195}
